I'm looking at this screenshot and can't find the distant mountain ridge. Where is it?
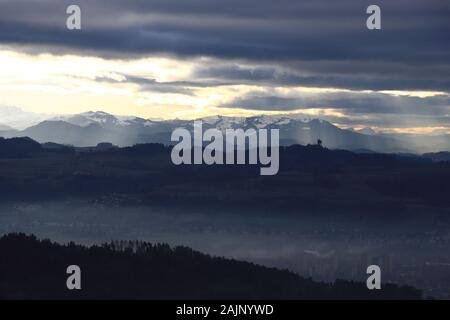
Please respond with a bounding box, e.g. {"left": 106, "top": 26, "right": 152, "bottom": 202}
{"left": 1, "top": 110, "right": 449, "bottom": 153}
{"left": 0, "top": 106, "right": 51, "bottom": 130}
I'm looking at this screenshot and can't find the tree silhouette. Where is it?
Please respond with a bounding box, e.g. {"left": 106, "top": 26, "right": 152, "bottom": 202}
{"left": 0, "top": 233, "right": 422, "bottom": 300}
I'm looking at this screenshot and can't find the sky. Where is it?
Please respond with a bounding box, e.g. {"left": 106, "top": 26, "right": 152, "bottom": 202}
{"left": 0, "top": 0, "right": 449, "bottom": 133}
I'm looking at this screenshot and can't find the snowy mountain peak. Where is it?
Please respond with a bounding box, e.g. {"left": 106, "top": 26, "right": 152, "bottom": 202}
{"left": 357, "top": 127, "right": 377, "bottom": 136}
{"left": 54, "top": 111, "right": 140, "bottom": 127}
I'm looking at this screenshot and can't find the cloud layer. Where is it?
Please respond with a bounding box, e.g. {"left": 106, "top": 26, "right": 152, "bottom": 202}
{"left": 1, "top": 0, "right": 449, "bottom": 91}
{"left": 0, "top": 0, "right": 449, "bottom": 132}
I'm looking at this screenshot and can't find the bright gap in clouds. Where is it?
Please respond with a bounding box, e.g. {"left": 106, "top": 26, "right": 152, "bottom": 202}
{"left": 0, "top": 48, "right": 448, "bottom": 134}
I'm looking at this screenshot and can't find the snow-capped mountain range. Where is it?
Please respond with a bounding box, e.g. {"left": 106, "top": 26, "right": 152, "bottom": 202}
{"left": 0, "top": 109, "right": 449, "bottom": 153}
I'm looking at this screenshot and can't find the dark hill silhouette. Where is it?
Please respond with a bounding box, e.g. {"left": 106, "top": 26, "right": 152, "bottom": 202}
{"left": 0, "top": 233, "right": 422, "bottom": 300}
{"left": 423, "top": 151, "right": 450, "bottom": 162}
{"left": 0, "top": 137, "right": 41, "bottom": 157}
{"left": 0, "top": 139, "right": 449, "bottom": 215}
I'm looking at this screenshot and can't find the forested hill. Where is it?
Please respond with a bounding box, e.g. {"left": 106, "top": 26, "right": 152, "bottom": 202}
{"left": 1, "top": 138, "right": 450, "bottom": 216}
{"left": 0, "top": 233, "right": 422, "bottom": 300}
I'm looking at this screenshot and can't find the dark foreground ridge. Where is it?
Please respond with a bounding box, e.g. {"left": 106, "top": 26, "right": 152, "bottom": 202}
{"left": 1, "top": 137, "right": 450, "bottom": 216}
{"left": 0, "top": 233, "right": 421, "bottom": 300}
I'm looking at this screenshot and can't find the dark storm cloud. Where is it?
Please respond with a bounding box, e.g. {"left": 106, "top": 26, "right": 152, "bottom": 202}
{"left": 194, "top": 64, "right": 450, "bottom": 91}
{"left": 223, "top": 92, "right": 450, "bottom": 115}
{"left": 0, "top": 0, "right": 449, "bottom": 92}
{"left": 317, "top": 114, "right": 450, "bottom": 130}
{"left": 94, "top": 75, "right": 196, "bottom": 95}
